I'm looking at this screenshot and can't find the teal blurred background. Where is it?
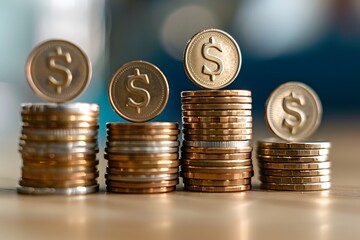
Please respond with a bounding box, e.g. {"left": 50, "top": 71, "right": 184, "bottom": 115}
{"left": 0, "top": 0, "right": 359, "bottom": 182}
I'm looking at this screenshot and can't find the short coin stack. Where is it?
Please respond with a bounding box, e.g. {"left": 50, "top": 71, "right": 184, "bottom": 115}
{"left": 18, "top": 103, "right": 100, "bottom": 195}
{"left": 181, "top": 90, "right": 254, "bottom": 192}
{"left": 105, "top": 123, "right": 180, "bottom": 193}
{"left": 257, "top": 139, "right": 331, "bottom": 191}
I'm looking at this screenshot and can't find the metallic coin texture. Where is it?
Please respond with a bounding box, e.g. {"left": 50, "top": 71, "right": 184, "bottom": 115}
{"left": 26, "top": 40, "right": 91, "bottom": 103}
{"left": 184, "top": 29, "right": 241, "bottom": 89}
{"left": 265, "top": 82, "right": 322, "bottom": 141}
{"left": 108, "top": 61, "right": 169, "bottom": 122}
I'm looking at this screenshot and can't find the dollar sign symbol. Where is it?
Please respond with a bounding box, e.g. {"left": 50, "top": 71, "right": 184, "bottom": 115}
{"left": 282, "top": 92, "right": 307, "bottom": 134}
{"left": 126, "top": 68, "right": 150, "bottom": 114}
{"left": 202, "top": 36, "right": 224, "bottom": 81}
{"left": 47, "top": 47, "right": 72, "bottom": 94}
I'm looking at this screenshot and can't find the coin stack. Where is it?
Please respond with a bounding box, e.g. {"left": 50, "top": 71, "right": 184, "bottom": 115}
{"left": 257, "top": 139, "right": 331, "bottom": 191}
{"left": 18, "top": 103, "right": 100, "bottom": 195}
{"left": 105, "top": 123, "right": 180, "bottom": 193}
{"left": 180, "top": 90, "right": 254, "bottom": 192}
{"left": 258, "top": 82, "right": 331, "bottom": 191}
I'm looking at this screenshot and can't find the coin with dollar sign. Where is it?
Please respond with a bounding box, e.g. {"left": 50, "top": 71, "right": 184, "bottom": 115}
{"left": 265, "top": 82, "right": 322, "bottom": 141}
{"left": 183, "top": 29, "right": 242, "bottom": 89}
{"left": 108, "top": 61, "right": 169, "bottom": 122}
{"left": 26, "top": 39, "right": 91, "bottom": 103}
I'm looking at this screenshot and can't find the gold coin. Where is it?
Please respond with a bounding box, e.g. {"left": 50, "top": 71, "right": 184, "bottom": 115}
{"left": 182, "top": 165, "right": 253, "bottom": 173}
{"left": 21, "top": 103, "right": 99, "bottom": 114}
{"left": 181, "top": 171, "right": 253, "bottom": 180}
{"left": 261, "top": 182, "right": 331, "bottom": 191}
{"left": 108, "top": 61, "right": 169, "bottom": 122}
{"left": 183, "top": 110, "right": 252, "bottom": 116}
{"left": 107, "top": 160, "right": 180, "bottom": 168}
{"left": 20, "top": 134, "right": 97, "bottom": 142}
{"left": 183, "top": 122, "right": 252, "bottom": 129}
{"left": 104, "top": 153, "right": 178, "bottom": 161}
{"left": 265, "top": 82, "right": 322, "bottom": 141}
{"left": 107, "top": 186, "right": 175, "bottom": 194}
{"left": 260, "top": 169, "right": 330, "bottom": 177}
{"left": 257, "top": 155, "right": 328, "bottom": 163}
{"left": 183, "top": 29, "right": 241, "bottom": 89}
{"left": 181, "top": 96, "right": 252, "bottom": 104}
{"left": 182, "top": 152, "right": 251, "bottom": 160}
{"left": 105, "top": 146, "right": 178, "bottom": 154}
{"left": 21, "top": 152, "right": 96, "bottom": 161}
{"left": 182, "top": 146, "right": 253, "bottom": 154}
{"left": 181, "top": 90, "right": 251, "bottom": 97}
{"left": 183, "top": 178, "right": 251, "bottom": 187}
{"left": 182, "top": 103, "right": 252, "bottom": 110}
{"left": 107, "top": 134, "right": 178, "bottom": 141}
{"left": 25, "top": 40, "right": 91, "bottom": 102}
{"left": 181, "top": 159, "right": 252, "bottom": 167}
{"left": 23, "top": 159, "right": 99, "bottom": 167}
{"left": 22, "top": 121, "right": 98, "bottom": 129}
{"left": 260, "top": 175, "right": 330, "bottom": 184}
{"left": 105, "top": 173, "right": 179, "bottom": 182}
{"left": 19, "top": 179, "right": 97, "bottom": 188}
{"left": 107, "top": 122, "right": 178, "bottom": 130}
{"left": 257, "top": 138, "right": 331, "bottom": 149}
{"left": 22, "top": 165, "right": 97, "bottom": 173}
{"left": 257, "top": 148, "right": 329, "bottom": 156}
{"left": 184, "top": 134, "right": 251, "bottom": 141}
{"left": 105, "top": 179, "right": 178, "bottom": 188}
{"left": 184, "top": 184, "right": 251, "bottom": 192}
{"left": 259, "top": 161, "right": 331, "bottom": 170}
{"left": 106, "top": 140, "right": 179, "bottom": 148}
{"left": 183, "top": 128, "right": 252, "bottom": 135}
{"left": 108, "top": 128, "right": 180, "bottom": 136}
{"left": 22, "top": 171, "right": 99, "bottom": 180}
{"left": 183, "top": 116, "right": 252, "bottom": 123}
{"left": 22, "top": 115, "right": 98, "bottom": 123}
{"left": 106, "top": 167, "right": 178, "bottom": 175}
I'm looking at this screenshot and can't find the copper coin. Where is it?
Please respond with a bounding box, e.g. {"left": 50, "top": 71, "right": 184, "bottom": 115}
{"left": 183, "top": 110, "right": 252, "bottom": 116}
{"left": 106, "top": 167, "right": 178, "bottom": 175}
{"left": 261, "top": 182, "right": 331, "bottom": 191}
{"left": 183, "top": 178, "right": 251, "bottom": 187}
{"left": 182, "top": 152, "right": 251, "bottom": 160}
{"left": 184, "top": 184, "right": 251, "bottom": 192}
{"left": 182, "top": 146, "right": 253, "bottom": 154}
{"left": 107, "top": 186, "right": 175, "bottom": 194}
{"left": 104, "top": 152, "right": 178, "bottom": 161}
{"left": 181, "top": 159, "right": 252, "bottom": 167}
{"left": 22, "top": 159, "right": 99, "bottom": 167}
{"left": 181, "top": 165, "right": 253, "bottom": 173}
{"left": 260, "top": 169, "right": 330, "bottom": 177}
{"left": 257, "top": 148, "right": 329, "bottom": 156}
{"left": 107, "top": 134, "right": 178, "bottom": 141}
{"left": 183, "top": 128, "right": 252, "bottom": 135}
{"left": 184, "top": 135, "right": 252, "bottom": 141}
{"left": 183, "top": 116, "right": 252, "bottom": 123}
{"left": 257, "top": 155, "right": 329, "bottom": 163}
{"left": 183, "top": 122, "right": 252, "bottom": 129}
{"left": 19, "top": 179, "right": 97, "bottom": 188}
{"left": 257, "top": 138, "right": 331, "bottom": 149}
{"left": 181, "top": 90, "right": 251, "bottom": 97}
{"left": 181, "top": 96, "right": 252, "bottom": 104}
{"left": 106, "top": 122, "right": 178, "bottom": 130}
{"left": 108, "top": 160, "right": 180, "bottom": 168}
{"left": 180, "top": 171, "right": 253, "bottom": 180}
{"left": 105, "top": 179, "right": 178, "bottom": 188}
{"left": 258, "top": 161, "right": 331, "bottom": 170}
{"left": 260, "top": 175, "right": 331, "bottom": 184}
{"left": 182, "top": 103, "right": 252, "bottom": 110}
{"left": 22, "top": 171, "right": 99, "bottom": 180}
{"left": 108, "top": 128, "right": 180, "bottom": 136}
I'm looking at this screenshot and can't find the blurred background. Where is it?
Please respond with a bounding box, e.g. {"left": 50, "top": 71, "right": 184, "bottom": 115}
{"left": 0, "top": 0, "right": 359, "bottom": 186}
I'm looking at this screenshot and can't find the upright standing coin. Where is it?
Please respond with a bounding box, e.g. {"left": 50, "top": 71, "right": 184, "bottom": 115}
{"left": 265, "top": 82, "right": 322, "bottom": 141}
{"left": 184, "top": 29, "right": 241, "bottom": 89}
{"left": 108, "top": 61, "right": 169, "bottom": 122}
{"left": 26, "top": 39, "right": 91, "bottom": 103}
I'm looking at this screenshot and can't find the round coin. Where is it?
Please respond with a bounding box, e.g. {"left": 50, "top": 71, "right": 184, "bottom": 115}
{"left": 17, "top": 184, "right": 99, "bottom": 195}
{"left": 106, "top": 140, "right": 179, "bottom": 148}
{"left": 265, "top": 82, "right": 322, "bottom": 141}
{"left": 180, "top": 171, "right": 253, "bottom": 180}
{"left": 260, "top": 175, "right": 330, "bottom": 184}
{"left": 181, "top": 159, "right": 252, "bottom": 167}
{"left": 25, "top": 40, "right": 91, "bottom": 102}
{"left": 106, "top": 167, "right": 178, "bottom": 175}
{"left": 183, "top": 122, "right": 252, "bottom": 129}
{"left": 181, "top": 90, "right": 251, "bottom": 97}
{"left": 183, "top": 110, "right": 252, "bottom": 116}
{"left": 182, "top": 103, "right": 252, "bottom": 110}
{"left": 107, "top": 134, "right": 178, "bottom": 141}
{"left": 105, "top": 146, "right": 178, "bottom": 154}
{"left": 107, "top": 160, "right": 180, "bottom": 168}
{"left": 257, "top": 155, "right": 328, "bottom": 163}
{"left": 259, "top": 161, "right": 331, "bottom": 170}
{"left": 181, "top": 96, "right": 252, "bottom": 104}
{"left": 183, "top": 116, "right": 252, "bottom": 123}
{"left": 22, "top": 159, "right": 99, "bottom": 167}
{"left": 19, "top": 179, "right": 97, "bottom": 188}
{"left": 182, "top": 152, "right": 251, "bottom": 160}
{"left": 182, "top": 146, "right": 252, "bottom": 154}
{"left": 108, "top": 128, "right": 180, "bottom": 136}
{"left": 105, "top": 173, "right": 179, "bottom": 182}
{"left": 182, "top": 165, "right": 252, "bottom": 173}
{"left": 257, "top": 148, "right": 329, "bottom": 156}
{"left": 184, "top": 135, "right": 251, "bottom": 141}
{"left": 106, "top": 179, "right": 178, "bottom": 188}
{"left": 106, "top": 122, "right": 178, "bottom": 130}
{"left": 183, "top": 128, "right": 252, "bottom": 135}
{"left": 261, "top": 182, "right": 331, "bottom": 191}
{"left": 183, "top": 29, "right": 241, "bottom": 89}
{"left": 107, "top": 186, "right": 175, "bottom": 194}
{"left": 21, "top": 103, "right": 99, "bottom": 114}
{"left": 108, "top": 61, "right": 169, "bottom": 122}
{"left": 22, "top": 171, "right": 99, "bottom": 180}
{"left": 183, "top": 178, "right": 251, "bottom": 187}
{"left": 104, "top": 153, "right": 178, "bottom": 161}
{"left": 184, "top": 184, "right": 251, "bottom": 192}
{"left": 260, "top": 169, "right": 330, "bottom": 177}
{"left": 258, "top": 138, "right": 331, "bottom": 149}
{"left": 183, "top": 140, "right": 250, "bottom": 148}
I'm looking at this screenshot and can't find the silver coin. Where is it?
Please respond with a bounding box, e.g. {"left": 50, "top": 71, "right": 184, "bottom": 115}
{"left": 20, "top": 141, "right": 98, "bottom": 149}
{"left": 265, "top": 82, "right": 322, "bottom": 141}
{"left": 22, "top": 128, "right": 98, "bottom": 136}
{"left": 105, "top": 146, "right": 179, "bottom": 154}
{"left": 17, "top": 184, "right": 99, "bottom": 195}
{"left": 106, "top": 140, "right": 179, "bottom": 148}
{"left": 105, "top": 173, "right": 179, "bottom": 182}
{"left": 183, "top": 140, "right": 250, "bottom": 148}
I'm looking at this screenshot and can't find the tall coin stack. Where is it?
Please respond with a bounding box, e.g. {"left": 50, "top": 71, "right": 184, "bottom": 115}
{"left": 19, "top": 103, "right": 100, "bottom": 194}
{"left": 19, "top": 39, "right": 99, "bottom": 194}
{"left": 105, "top": 123, "right": 180, "bottom": 193}
{"left": 106, "top": 61, "right": 179, "bottom": 193}
{"left": 258, "top": 82, "right": 331, "bottom": 191}
{"left": 181, "top": 29, "right": 253, "bottom": 192}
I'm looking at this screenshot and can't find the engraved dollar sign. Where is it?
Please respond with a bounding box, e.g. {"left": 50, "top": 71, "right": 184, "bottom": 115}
{"left": 47, "top": 47, "right": 72, "bottom": 94}
{"left": 202, "top": 36, "right": 224, "bottom": 81}
{"left": 282, "top": 92, "right": 307, "bottom": 134}
{"left": 126, "top": 68, "right": 150, "bottom": 114}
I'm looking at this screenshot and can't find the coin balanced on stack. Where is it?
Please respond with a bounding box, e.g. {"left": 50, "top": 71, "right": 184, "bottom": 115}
{"left": 181, "top": 29, "right": 254, "bottom": 192}
{"left": 106, "top": 61, "right": 180, "bottom": 193}
{"left": 19, "top": 39, "right": 99, "bottom": 195}
{"left": 258, "top": 82, "right": 331, "bottom": 191}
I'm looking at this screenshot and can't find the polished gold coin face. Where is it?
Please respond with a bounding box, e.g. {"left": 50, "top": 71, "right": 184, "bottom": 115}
{"left": 26, "top": 39, "right": 91, "bottom": 102}
{"left": 108, "top": 61, "right": 169, "bottom": 122}
{"left": 265, "top": 82, "right": 322, "bottom": 141}
{"left": 184, "top": 29, "right": 241, "bottom": 89}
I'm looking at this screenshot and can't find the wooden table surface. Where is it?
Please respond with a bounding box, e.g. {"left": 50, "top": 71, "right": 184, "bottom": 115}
{"left": 0, "top": 117, "right": 359, "bottom": 240}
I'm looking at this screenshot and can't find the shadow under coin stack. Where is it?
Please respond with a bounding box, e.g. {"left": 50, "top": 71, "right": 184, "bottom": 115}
{"left": 105, "top": 123, "right": 180, "bottom": 193}
{"left": 181, "top": 90, "right": 253, "bottom": 192}
{"left": 18, "top": 103, "right": 100, "bottom": 194}
{"left": 258, "top": 82, "right": 331, "bottom": 191}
